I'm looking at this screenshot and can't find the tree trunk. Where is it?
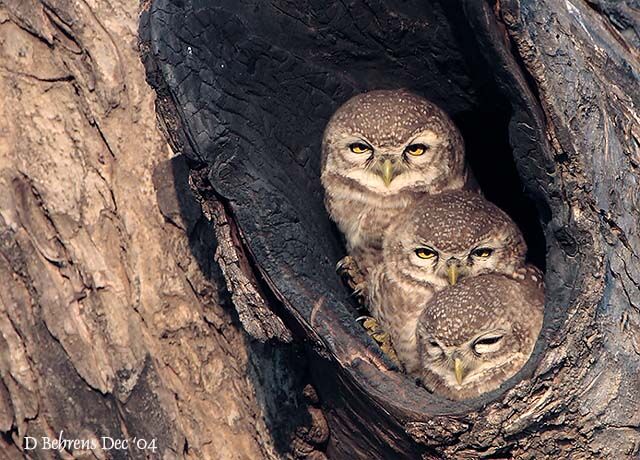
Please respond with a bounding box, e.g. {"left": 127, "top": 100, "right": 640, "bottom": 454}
{"left": 0, "top": 1, "right": 323, "bottom": 459}
{"left": 1, "top": 0, "right": 639, "bottom": 460}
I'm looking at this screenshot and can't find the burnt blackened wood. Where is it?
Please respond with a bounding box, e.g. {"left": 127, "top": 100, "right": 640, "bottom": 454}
{"left": 142, "top": 0, "right": 640, "bottom": 458}
{"left": 498, "top": 0, "right": 640, "bottom": 456}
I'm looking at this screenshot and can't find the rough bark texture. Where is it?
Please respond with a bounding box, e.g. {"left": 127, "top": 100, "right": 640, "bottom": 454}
{"left": 1, "top": 0, "right": 638, "bottom": 459}
{"left": 0, "top": 1, "right": 323, "bottom": 459}
{"left": 142, "top": 0, "right": 640, "bottom": 459}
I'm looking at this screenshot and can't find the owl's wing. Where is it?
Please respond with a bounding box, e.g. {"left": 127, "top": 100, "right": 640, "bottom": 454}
{"left": 513, "top": 264, "right": 545, "bottom": 295}
{"left": 319, "top": 135, "right": 331, "bottom": 172}
{"left": 462, "top": 164, "right": 482, "bottom": 194}
{"left": 510, "top": 265, "right": 545, "bottom": 325}
{"left": 366, "top": 264, "right": 389, "bottom": 319}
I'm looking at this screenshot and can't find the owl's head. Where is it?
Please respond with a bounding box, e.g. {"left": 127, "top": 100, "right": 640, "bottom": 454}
{"left": 321, "top": 89, "right": 466, "bottom": 195}
{"left": 416, "top": 273, "right": 544, "bottom": 400}
{"left": 384, "top": 191, "right": 526, "bottom": 288}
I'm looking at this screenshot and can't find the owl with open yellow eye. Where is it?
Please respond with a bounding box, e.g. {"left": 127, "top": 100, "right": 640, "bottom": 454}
{"left": 368, "top": 190, "right": 529, "bottom": 373}
{"left": 321, "top": 89, "right": 474, "bottom": 285}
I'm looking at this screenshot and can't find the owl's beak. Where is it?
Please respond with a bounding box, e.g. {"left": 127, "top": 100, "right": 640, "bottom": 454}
{"left": 454, "top": 357, "right": 465, "bottom": 385}
{"left": 447, "top": 264, "right": 459, "bottom": 285}
{"left": 380, "top": 158, "right": 396, "bottom": 187}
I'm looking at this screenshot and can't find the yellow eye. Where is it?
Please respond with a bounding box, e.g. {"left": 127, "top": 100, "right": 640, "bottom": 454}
{"left": 415, "top": 247, "right": 438, "bottom": 259}
{"left": 405, "top": 143, "right": 428, "bottom": 156}
{"left": 472, "top": 248, "right": 494, "bottom": 258}
{"left": 349, "top": 143, "right": 372, "bottom": 154}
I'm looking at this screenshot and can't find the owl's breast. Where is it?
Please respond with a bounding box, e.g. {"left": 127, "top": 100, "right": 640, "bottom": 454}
{"left": 370, "top": 270, "right": 434, "bottom": 373}
{"left": 329, "top": 187, "right": 417, "bottom": 252}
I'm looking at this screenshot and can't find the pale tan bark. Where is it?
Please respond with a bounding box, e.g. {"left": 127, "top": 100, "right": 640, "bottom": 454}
{"left": 0, "top": 2, "right": 283, "bottom": 458}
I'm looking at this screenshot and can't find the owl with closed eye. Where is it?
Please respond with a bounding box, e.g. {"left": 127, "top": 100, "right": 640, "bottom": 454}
{"left": 368, "top": 190, "right": 528, "bottom": 373}
{"left": 321, "top": 89, "right": 473, "bottom": 282}
{"left": 417, "top": 271, "right": 544, "bottom": 400}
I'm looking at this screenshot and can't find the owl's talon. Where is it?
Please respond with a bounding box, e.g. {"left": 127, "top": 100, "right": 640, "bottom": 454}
{"left": 336, "top": 255, "right": 360, "bottom": 273}
{"left": 337, "top": 255, "right": 368, "bottom": 300}
{"left": 351, "top": 283, "right": 366, "bottom": 296}
{"left": 336, "top": 255, "right": 355, "bottom": 274}
{"left": 356, "top": 316, "right": 399, "bottom": 363}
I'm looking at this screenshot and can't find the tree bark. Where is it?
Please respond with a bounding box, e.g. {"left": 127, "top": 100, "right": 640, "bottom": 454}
{"left": 0, "top": 1, "right": 323, "bottom": 459}
{"left": 1, "top": 0, "right": 639, "bottom": 459}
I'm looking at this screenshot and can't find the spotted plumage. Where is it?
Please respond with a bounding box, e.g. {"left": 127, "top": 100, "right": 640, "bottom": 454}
{"left": 321, "top": 89, "right": 473, "bottom": 278}
{"left": 368, "top": 190, "right": 528, "bottom": 373}
{"left": 417, "top": 270, "right": 544, "bottom": 400}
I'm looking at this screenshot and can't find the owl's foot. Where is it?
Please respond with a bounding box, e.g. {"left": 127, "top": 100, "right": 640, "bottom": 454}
{"left": 336, "top": 255, "right": 368, "bottom": 300}
{"left": 356, "top": 316, "right": 399, "bottom": 363}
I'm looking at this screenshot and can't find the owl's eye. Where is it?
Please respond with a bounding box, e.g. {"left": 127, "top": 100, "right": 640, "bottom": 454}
{"left": 471, "top": 247, "right": 494, "bottom": 258}
{"left": 349, "top": 143, "right": 372, "bottom": 154}
{"left": 415, "top": 247, "right": 438, "bottom": 259}
{"left": 473, "top": 333, "right": 504, "bottom": 354}
{"left": 404, "top": 143, "right": 428, "bottom": 156}
{"left": 425, "top": 340, "right": 444, "bottom": 358}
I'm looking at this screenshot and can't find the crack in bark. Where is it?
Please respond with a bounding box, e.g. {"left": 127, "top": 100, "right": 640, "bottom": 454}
{"left": 0, "top": 64, "right": 74, "bottom": 83}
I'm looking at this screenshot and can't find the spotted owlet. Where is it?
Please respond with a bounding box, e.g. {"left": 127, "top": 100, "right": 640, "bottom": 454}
{"left": 321, "top": 89, "right": 472, "bottom": 280}
{"left": 368, "top": 190, "right": 528, "bottom": 373}
{"left": 416, "top": 271, "right": 544, "bottom": 400}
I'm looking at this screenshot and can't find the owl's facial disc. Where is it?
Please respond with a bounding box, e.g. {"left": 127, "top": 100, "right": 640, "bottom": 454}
{"left": 343, "top": 138, "right": 404, "bottom": 186}
{"left": 440, "top": 330, "right": 510, "bottom": 386}
{"left": 336, "top": 128, "right": 447, "bottom": 191}
{"left": 404, "top": 245, "right": 446, "bottom": 285}
{"left": 373, "top": 139, "right": 431, "bottom": 186}
{"left": 434, "top": 242, "right": 503, "bottom": 286}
